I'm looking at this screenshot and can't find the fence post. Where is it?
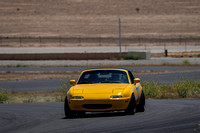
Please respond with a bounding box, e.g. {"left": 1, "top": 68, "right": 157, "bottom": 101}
{"left": 118, "top": 18, "right": 122, "bottom": 59}
{"left": 19, "top": 37, "right": 22, "bottom": 47}
{"left": 0, "top": 37, "right": 2, "bottom": 46}
{"left": 39, "top": 37, "right": 41, "bottom": 46}
{"left": 185, "top": 39, "right": 187, "bottom": 52}
{"left": 165, "top": 49, "right": 168, "bottom": 57}
{"left": 138, "top": 37, "right": 140, "bottom": 45}
{"left": 59, "top": 37, "right": 61, "bottom": 46}
{"left": 99, "top": 36, "right": 101, "bottom": 46}
{"left": 164, "top": 42, "right": 166, "bottom": 51}
{"left": 79, "top": 36, "right": 81, "bottom": 46}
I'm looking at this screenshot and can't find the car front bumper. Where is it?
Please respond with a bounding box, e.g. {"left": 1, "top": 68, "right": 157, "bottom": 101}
{"left": 68, "top": 98, "right": 130, "bottom": 112}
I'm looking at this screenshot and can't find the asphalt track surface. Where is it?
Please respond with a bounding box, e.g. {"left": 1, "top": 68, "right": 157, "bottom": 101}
{"left": 1, "top": 46, "right": 200, "bottom": 54}
{"left": 0, "top": 70, "right": 200, "bottom": 92}
{"left": 0, "top": 66, "right": 200, "bottom": 92}
{"left": 1, "top": 66, "right": 200, "bottom": 133}
{"left": 0, "top": 66, "right": 200, "bottom": 73}
{"left": 1, "top": 58, "right": 200, "bottom": 66}
{"left": 0, "top": 99, "right": 200, "bottom": 133}
{"left": 0, "top": 71, "right": 200, "bottom": 92}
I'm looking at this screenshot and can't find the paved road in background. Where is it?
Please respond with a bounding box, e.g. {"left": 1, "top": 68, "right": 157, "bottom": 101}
{"left": 0, "top": 99, "right": 200, "bottom": 133}
{"left": 1, "top": 58, "right": 200, "bottom": 66}
{"left": 1, "top": 71, "right": 200, "bottom": 92}
{"left": 0, "top": 66, "right": 200, "bottom": 73}
{"left": 1, "top": 46, "right": 200, "bottom": 53}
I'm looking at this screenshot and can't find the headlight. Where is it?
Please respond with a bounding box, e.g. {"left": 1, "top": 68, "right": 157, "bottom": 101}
{"left": 111, "top": 95, "right": 122, "bottom": 98}
{"left": 72, "top": 96, "right": 84, "bottom": 99}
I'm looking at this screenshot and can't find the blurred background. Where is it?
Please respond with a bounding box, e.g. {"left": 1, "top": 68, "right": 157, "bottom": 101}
{"left": 0, "top": 0, "right": 200, "bottom": 101}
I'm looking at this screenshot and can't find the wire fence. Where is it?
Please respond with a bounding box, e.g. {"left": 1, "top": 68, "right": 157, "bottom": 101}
{"left": 0, "top": 36, "right": 200, "bottom": 48}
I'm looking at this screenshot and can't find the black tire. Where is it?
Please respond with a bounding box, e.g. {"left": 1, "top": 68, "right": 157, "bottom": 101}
{"left": 125, "top": 93, "right": 136, "bottom": 115}
{"left": 76, "top": 112, "right": 85, "bottom": 117}
{"left": 64, "top": 97, "right": 75, "bottom": 118}
{"left": 136, "top": 91, "right": 145, "bottom": 112}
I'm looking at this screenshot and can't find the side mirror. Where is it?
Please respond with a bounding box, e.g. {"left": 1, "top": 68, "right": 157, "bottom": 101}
{"left": 70, "top": 80, "right": 76, "bottom": 86}
{"left": 134, "top": 78, "right": 140, "bottom": 84}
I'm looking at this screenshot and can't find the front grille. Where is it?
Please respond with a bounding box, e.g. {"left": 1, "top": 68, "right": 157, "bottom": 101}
{"left": 83, "top": 104, "right": 112, "bottom": 109}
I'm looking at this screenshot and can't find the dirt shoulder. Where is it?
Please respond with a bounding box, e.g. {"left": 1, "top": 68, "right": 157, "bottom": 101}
{"left": 0, "top": 73, "right": 79, "bottom": 81}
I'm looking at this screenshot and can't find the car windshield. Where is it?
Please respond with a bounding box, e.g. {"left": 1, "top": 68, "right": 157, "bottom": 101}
{"left": 77, "top": 70, "right": 129, "bottom": 84}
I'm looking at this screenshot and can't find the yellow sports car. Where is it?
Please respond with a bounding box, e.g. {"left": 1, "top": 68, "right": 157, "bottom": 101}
{"left": 64, "top": 68, "right": 145, "bottom": 118}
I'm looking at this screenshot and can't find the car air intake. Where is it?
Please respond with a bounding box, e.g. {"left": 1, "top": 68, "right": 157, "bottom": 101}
{"left": 83, "top": 104, "right": 112, "bottom": 109}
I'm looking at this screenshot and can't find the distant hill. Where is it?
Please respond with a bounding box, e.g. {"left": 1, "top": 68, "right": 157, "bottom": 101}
{"left": 0, "top": 0, "right": 200, "bottom": 46}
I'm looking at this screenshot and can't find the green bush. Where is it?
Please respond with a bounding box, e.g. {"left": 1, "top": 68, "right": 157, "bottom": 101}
{"left": 176, "top": 87, "right": 188, "bottom": 98}
{"left": 188, "top": 55, "right": 193, "bottom": 58}
{"left": 16, "top": 64, "right": 21, "bottom": 67}
{"left": 123, "top": 53, "right": 139, "bottom": 60}
{"left": 136, "top": 8, "right": 140, "bottom": 13}
{"left": 22, "top": 97, "right": 34, "bottom": 103}
{"left": 142, "top": 80, "right": 200, "bottom": 98}
{"left": 173, "top": 80, "right": 200, "bottom": 98}
{"left": 182, "top": 59, "right": 190, "bottom": 65}
{"left": 59, "top": 80, "right": 71, "bottom": 93}
{"left": 0, "top": 91, "right": 9, "bottom": 103}
{"left": 55, "top": 96, "right": 65, "bottom": 102}
{"left": 142, "top": 81, "right": 160, "bottom": 98}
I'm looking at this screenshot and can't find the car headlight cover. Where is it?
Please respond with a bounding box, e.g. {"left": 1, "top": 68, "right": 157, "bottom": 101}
{"left": 72, "top": 96, "right": 84, "bottom": 99}
{"left": 111, "top": 95, "right": 122, "bottom": 98}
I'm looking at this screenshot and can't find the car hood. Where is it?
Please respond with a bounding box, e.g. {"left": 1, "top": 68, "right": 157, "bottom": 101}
{"left": 72, "top": 84, "right": 129, "bottom": 94}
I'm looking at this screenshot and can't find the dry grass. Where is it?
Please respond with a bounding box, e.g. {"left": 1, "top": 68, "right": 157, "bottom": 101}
{"left": 0, "top": 0, "right": 200, "bottom": 47}
{"left": 142, "top": 80, "right": 200, "bottom": 99}
{"left": 7, "top": 91, "right": 66, "bottom": 103}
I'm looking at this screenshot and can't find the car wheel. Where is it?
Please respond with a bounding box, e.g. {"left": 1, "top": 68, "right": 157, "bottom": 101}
{"left": 76, "top": 112, "right": 85, "bottom": 117}
{"left": 125, "top": 93, "right": 136, "bottom": 115}
{"left": 136, "top": 91, "right": 145, "bottom": 112}
{"left": 64, "top": 97, "right": 75, "bottom": 118}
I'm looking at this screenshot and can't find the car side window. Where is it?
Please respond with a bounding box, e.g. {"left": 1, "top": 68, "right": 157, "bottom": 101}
{"left": 128, "top": 71, "right": 134, "bottom": 84}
